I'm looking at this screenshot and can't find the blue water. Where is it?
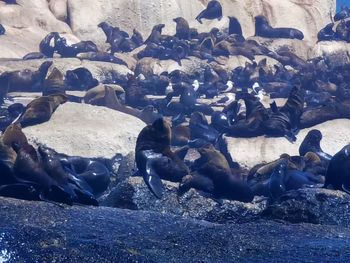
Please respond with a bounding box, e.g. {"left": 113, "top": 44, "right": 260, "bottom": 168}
{"left": 338, "top": 0, "right": 350, "bottom": 11}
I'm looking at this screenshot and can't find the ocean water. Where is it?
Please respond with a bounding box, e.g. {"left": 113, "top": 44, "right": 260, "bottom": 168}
{"left": 338, "top": 0, "right": 350, "bottom": 11}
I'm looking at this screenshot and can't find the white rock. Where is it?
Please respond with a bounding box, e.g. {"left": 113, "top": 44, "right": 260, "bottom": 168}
{"left": 23, "top": 102, "right": 146, "bottom": 158}
{"left": 226, "top": 119, "right": 350, "bottom": 168}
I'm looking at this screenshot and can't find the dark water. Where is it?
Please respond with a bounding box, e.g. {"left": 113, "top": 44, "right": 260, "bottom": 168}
{"left": 338, "top": 0, "right": 350, "bottom": 11}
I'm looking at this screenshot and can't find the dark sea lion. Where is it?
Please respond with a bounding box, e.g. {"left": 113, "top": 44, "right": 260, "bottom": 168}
{"left": 195, "top": 0, "right": 223, "bottom": 24}
{"left": 0, "top": 183, "right": 40, "bottom": 201}
{"left": 317, "top": 23, "right": 335, "bottom": 42}
{"left": 299, "top": 102, "right": 340, "bottom": 129}
{"left": 174, "top": 17, "right": 190, "bottom": 40}
{"left": 334, "top": 20, "right": 350, "bottom": 41}
{"left": 131, "top": 29, "right": 144, "bottom": 46}
{"left": 40, "top": 32, "right": 58, "bottom": 57}
{"left": 77, "top": 51, "right": 127, "bottom": 66}
{"left": 42, "top": 67, "right": 65, "bottom": 96}
{"left": 98, "top": 22, "right": 114, "bottom": 43}
{"left": 268, "top": 159, "right": 287, "bottom": 200}
{"left": 58, "top": 156, "right": 110, "bottom": 196}
{"left": 0, "top": 103, "right": 25, "bottom": 131}
{"left": 19, "top": 94, "right": 68, "bottom": 128}
{"left": 144, "top": 24, "right": 165, "bottom": 44}
{"left": 135, "top": 118, "right": 189, "bottom": 197}
{"left": 54, "top": 34, "right": 98, "bottom": 57}
{"left": 38, "top": 146, "right": 98, "bottom": 205}
{"left": 180, "top": 144, "right": 254, "bottom": 202}
{"left": 0, "top": 136, "right": 17, "bottom": 185}
{"left": 189, "top": 112, "right": 219, "bottom": 145}
{"left": 299, "top": 129, "right": 332, "bottom": 162}
{"left": 212, "top": 40, "right": 255, "bottom": 60}
{"left": 263, "top": 86, "right": 304, "bottom": 141}
{"left": 228, "top": 16, "right": 244, "bottom": 39}
{"left": 324, "top": 144, "right": 350, "bottom": 193}
{"left": 255, "top": 15, "right": 304, "bottom": 40}
{"left": 65, "top": 67, "right": 98, "bottom": 90}
{"left": 4, "top": 0, "right": 17, "bottom": 4}
{"left": 0, "top": 24, "right": 5, "bottom": 35}
{"left": 23, "top": 52, "right": 46, "bottom": 60}
{"left": 0, "top": 61, "right": 53, "bottom": 93}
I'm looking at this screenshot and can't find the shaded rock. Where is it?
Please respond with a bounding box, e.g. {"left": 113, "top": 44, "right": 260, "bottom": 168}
{"left": 23, "top": 102, "right": 146, "bottom": 158}
{"left": 100, "top": 176, "right": 267, "bottom": 224}
{"left": 226, "top": 119, "right": 350, "bottom": 168}
{"left": 48, "top": 0, "right": 68, "bottom": 22}
{"left": 312, "top": 41, "right": 350, "bottom": 67}
{"left": 262, "top": 188, "right": 350, "bottom": 227}
{"left": 1, "top": 197, "right": 350, "bottom": 261}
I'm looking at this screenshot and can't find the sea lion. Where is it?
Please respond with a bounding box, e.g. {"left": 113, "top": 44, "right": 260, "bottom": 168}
{"left": 324, "top": 144, "right": 350, "bottom": 193}
{"left": 0, "top": 61, "right": 53, "bottom": 94}
{"left": 144, "top": 24, "right": 165, "bottom": 44}
{"left": 317, "top": 23, "right": 335, "bottom": 42}
{"left": 40, "top": 32, "right": 58, "bottom": 57}
{"left": 174, "top": 17, "right": 191, "bottom": 40}
{"left": 131, "top": 29, "right": 144, "bottom": 46}
{"left": 65, "top": 67, "right": 99, "bottom": 90}
{"left": 19, "top": 94, "right": 68, "bottom": 128}
{"left": 4, "top": 0, "right": 17, "bottom": 4}
{"left": 195, "top": 0, "right": 223, "bottom": 24}
{"left": 77, "top": 52, "right": 127, "bottom": 66}
{"left": 0, "top": 103, "right": 25, "bottom": 131}
{"left": 268, "top": 159, "right": 287, "bottom": 200}
{"left": 263, "top": 86, "right": 304, "bottom": 141}
{"left": 228, "top": 16, "right": 244, "bottom": 39}
{"left": 255, "top": 15, "right": 304, "bottom": 40}
{"left": 189, "top": 112, "right": 219, "bottom": 145}
{"left": 135, "top": 118, "right": 189, "bottom": 197}
{"left": 23, "top": 52, "right": 47, "bottom": 60}
{"left": 334, "top": 6, "right": 350, "bottom": 21}
{"left": 334, "top": 20, "right": 350, "bottom": 41}
{"left": 179, "top": 144, "right": 254, "bottom": 202}
{"left": 299, "top": 129, "right": 332, "bottom": 162}
{"left": 42, "top": 67, "right": 66, "bottom": 96}
{"left": 54, "top": 34, "right": 98, "bottom": 57}
{"left": 0, "top": 24, "right": 5, "bottom": 35}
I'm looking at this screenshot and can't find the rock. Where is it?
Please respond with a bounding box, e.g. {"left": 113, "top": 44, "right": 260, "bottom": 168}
{"left": 0, "top": 58, "right": 132, "bottom": 84}
{"left": 312, "top": 41, "right": 350, "bottom": 67}
{"left": 262, "top": 188, "right": 350, "bottom": 227}
{"left": 48, "top": 0, "right": 68, "bottom": 22}
{"left": 135, "top": 56, "right": 209, "bottom": 77}
{"left": 67, "top": 0, "right": 335, "bottom": 50}
{"left": 0, "top": 1, "right": 75, "bottom": 58}
{"left": 100, "top": 176, "right": 267, "bottom": 224}
{"left": 248, "top": 36, "right": 313, "bottom": 60}
{"left": 1, "top": 197, "right": 350, "bottom": 261}
{"left": 226, "top": 119, "right": 350, "bottom": 168}
{"left": 23, "top": 102, "right": 146, "bottom": 158}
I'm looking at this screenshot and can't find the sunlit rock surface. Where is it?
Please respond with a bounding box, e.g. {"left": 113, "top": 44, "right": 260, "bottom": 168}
{"left": 23, "top": 102, "right": 146, "bottom": 158}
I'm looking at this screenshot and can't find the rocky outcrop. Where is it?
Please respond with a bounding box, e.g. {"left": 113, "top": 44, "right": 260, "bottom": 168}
{"left": 100, "top": 176, "right": 267, "bottom": 224}
{"left": 23, "top": 102, "right": 146, "bottom": 158}
{"left": 226, "top": 119, "right": 350, "bottom": 168}
{"left": 312, "top": 41, "right": 350, "bottom": 67}
{"left": 67, "top": 0, "right": 335, "bottom": 50}
{"left": 1, "top": 196, "right": 350, "bottom": 262}
{"left": 263, "top": 188, "right": 350, "bottom": 227}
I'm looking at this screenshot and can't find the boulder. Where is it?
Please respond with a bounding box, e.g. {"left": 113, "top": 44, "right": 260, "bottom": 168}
{"left": 23, "top": 102, "right": 146, "bottom": 158}
{"left": 0, "top": 1, "right": 75, "bottom": 58}
{"left": 226, "top": 119, "right": 350, "bottom": 168}
{"left": 100, "top": 176, "right": 267, "bottom": 224}
{"left": 263, "top": 188, "right": 350, "bottom": 227}
{"left": 67, "top": 0, "right": 335, "bottom": 50}
{"left": 1, "top": 197, "right": 350, "bottom": 261}
{"left": 48, "top": 0, "right": 68, "bottom": 22}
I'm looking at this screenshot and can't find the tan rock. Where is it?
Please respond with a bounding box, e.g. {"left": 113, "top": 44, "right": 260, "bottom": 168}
{"left": 226, "top": 119, "right": 350, "bottom": 168}
{"left": 48, "top": 0, "right": 68, "bottom": 22}
{"left": 23, "top": 102, "right": 146, "bottom": 158}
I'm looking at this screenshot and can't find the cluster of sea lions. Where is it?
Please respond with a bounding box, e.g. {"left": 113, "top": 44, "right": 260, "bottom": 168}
{"left": 0, "top": 123, "right": 110, "bottom": 205}
{"left": 318, "top": 7, "right": 350, "bottom": 42}
{"left": 0, "top": 1, "right": 349, "bottom": 205}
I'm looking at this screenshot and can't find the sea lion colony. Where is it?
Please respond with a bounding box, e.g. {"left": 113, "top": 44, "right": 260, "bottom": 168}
{"left": 0, "top": 0, "right": 349, "bottom": 205}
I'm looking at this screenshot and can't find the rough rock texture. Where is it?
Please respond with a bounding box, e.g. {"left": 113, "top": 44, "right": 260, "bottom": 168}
{"left": 226, "top": 119, "right": 350, "bottom": 168}
{"left": 100, "top": 176, "right": 267, "bottom": 224}
{"left": 0, "top": 1, "right": 76, "bottom": 58}
{"left": 23, "top": 102, "right": 146, "bottom": 158}
{"left": 1, "top": 197, "right": 350, "bottom": 262}
{"left": 0, "top": 58, "right": 132, "bottom": 84}
{"left": 263, "top": 188, "right": 350, "bottom": 227}
{"left": 67, "top": 0, "right": 335, "bottom": 49}
{"left": 312, "top": 41, "right": 350, "bottom": 67}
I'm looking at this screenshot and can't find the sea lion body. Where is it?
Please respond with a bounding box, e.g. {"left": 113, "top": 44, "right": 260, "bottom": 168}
{"left": 195, "top": 0, "right": 223, "bottom": 24}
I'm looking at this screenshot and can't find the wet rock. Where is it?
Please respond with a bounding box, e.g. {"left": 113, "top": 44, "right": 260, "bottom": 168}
{"left": 100, "top": 176, "right": 267, "bottom": 224}
{"left": 23, "top": 102, "right": 146, "bottom": 158}
{"left": 262, "top": 188, "right": 350, "bottom": 227}
{"left": 1, "top": 197, "right": 350, "bottom": 261}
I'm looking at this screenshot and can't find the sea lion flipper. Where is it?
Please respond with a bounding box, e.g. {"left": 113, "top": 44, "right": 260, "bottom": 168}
{"left": 143, "top": 159, "right": 164, "bottom": 199}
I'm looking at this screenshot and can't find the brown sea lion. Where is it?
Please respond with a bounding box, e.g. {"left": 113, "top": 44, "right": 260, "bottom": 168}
{"left": 174, "top": 17, "right": 190, "bottom": 40}
{"left": 195, "top": 0, "right": 223, "bottom": 24}
{"left": 19, "top": 94, "right": 68, "bottom": 128}
{"left": 42, "top": 67, "right": 65, "bottom": 96}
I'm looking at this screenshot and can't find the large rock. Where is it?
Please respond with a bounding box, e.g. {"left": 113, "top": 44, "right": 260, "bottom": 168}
{"left": 312, "top": 41, "right": 350, "bottom": 67}
{"left": 1, "top": 197, "right": 350, "bottom": 261}
{"left": 23, "top": 102, "right": 146, "bottom": 158}
{"left": 67, "top": 0, "right": 335, "bottom": 49}
{"left": 263, "top": 188, "right": 350, "bottom": 227}
{"left": 100, "top": 176, "right": 267, "bottom": 224}
{"left": 226, "top": 119, "right": 350, "bottom": 168}
{"left": 0, "top": 1, "right": 76, "bottom": 58}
